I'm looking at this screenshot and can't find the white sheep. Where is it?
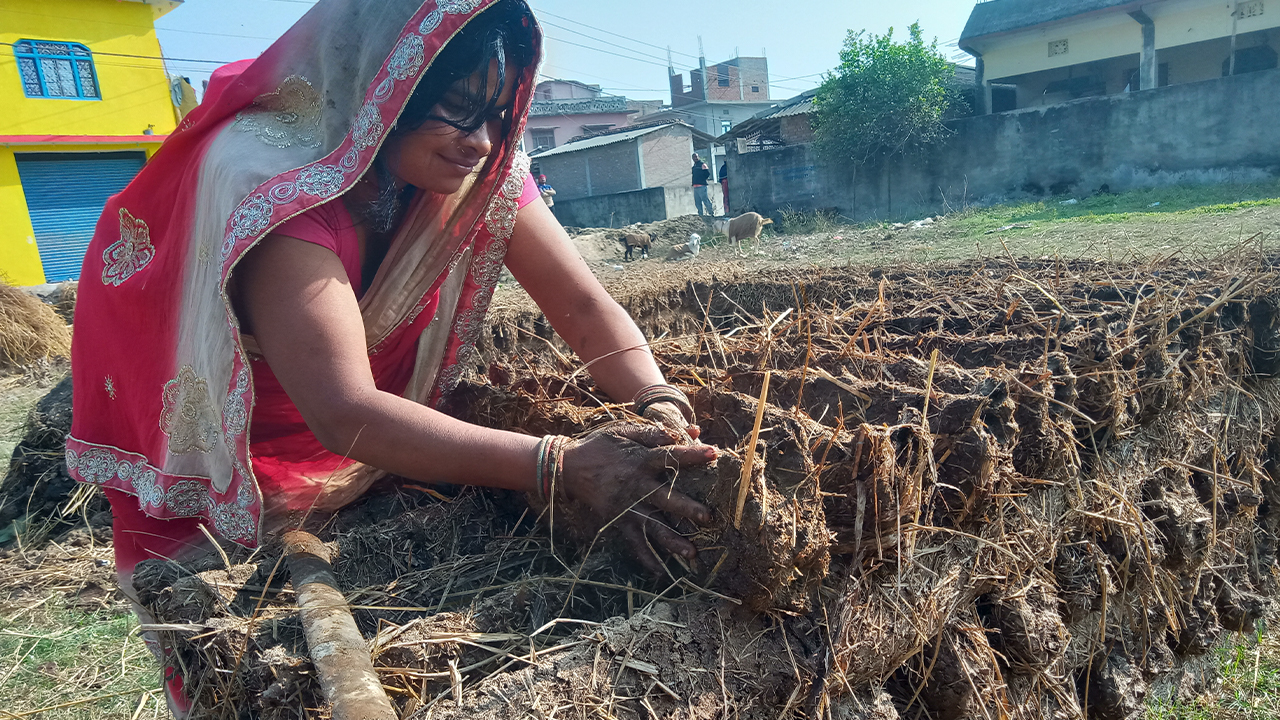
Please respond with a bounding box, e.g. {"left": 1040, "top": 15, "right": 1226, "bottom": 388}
{"left": 666, "top": 233, "right": 701, "bottom": 261}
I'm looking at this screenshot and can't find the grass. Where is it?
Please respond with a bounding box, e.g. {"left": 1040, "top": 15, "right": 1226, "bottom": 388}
{"left": 0, "top": 560, "right": 158, "bottom": 720}
{"left": 1147, "top": 630, "right": 1280, "bottom": 719}
{"left": 951, "top": 180, "right": 1280, "bottom": 236}
{"left": 0, "top": 374, "right": 155, "bottom": 720}
{"left": 748, "top": 179, "right": 1280, "bottom": 269}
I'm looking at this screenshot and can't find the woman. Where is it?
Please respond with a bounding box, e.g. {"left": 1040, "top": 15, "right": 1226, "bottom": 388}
{"left": 71, "top": 0, "right": 713, "bottom": 628}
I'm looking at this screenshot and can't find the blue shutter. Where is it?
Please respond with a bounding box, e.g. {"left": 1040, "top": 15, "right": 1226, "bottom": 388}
{"left": 16, "top": 153, "right": 146, "bottom": 283}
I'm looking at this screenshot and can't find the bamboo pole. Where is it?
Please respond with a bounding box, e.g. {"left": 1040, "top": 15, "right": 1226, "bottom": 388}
{"left": 284, "top": 530, "right": 398, "bottom": 720}
{"left": 734, "top": 370, "right": 771, "bottom": 529}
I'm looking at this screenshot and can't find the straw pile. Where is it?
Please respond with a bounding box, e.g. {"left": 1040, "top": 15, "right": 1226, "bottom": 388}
{"left": 123, "top": 252, "right": 1280, "bottom": 719}
{"left": 0, "top": 283, "right": 71, "bottom": 369}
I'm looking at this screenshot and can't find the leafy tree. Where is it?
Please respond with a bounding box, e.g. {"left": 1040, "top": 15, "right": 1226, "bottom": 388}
{"left": 814, "top": 23, "right": 964, "bottom": 168}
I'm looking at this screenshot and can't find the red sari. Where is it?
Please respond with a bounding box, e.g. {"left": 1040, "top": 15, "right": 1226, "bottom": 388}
{"left": 68, "top": 0, "right": 543, "bottom": 577}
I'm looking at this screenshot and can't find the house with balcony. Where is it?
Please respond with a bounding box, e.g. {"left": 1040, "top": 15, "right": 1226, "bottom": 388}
{"left": 961, "top": 0, "right": 1280, "bottom": 112}
{"left": 0, "top": 0, "right": 183, "bottom": 285}
{"left": 523, "top": 79, "right": 664, "bottom": 154}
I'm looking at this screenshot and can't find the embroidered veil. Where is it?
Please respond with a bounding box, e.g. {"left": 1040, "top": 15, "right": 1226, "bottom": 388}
{"left": 68, "top": 0, "right": 540, "bottom": 554}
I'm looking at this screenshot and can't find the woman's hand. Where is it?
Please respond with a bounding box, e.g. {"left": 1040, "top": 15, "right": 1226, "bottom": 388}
{"left": 560, "top": 423, "right": 717, "bottom": 576}
{"left": 641, "top": 401, "right": 701, "bottom": 443}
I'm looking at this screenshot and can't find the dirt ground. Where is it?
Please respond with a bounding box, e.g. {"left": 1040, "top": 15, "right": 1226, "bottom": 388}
{"left": 2, "top": 185, "right": 1280, "bottom": 720}
{"left": 493, "top": 202, "right": 1280, "bottom": 321}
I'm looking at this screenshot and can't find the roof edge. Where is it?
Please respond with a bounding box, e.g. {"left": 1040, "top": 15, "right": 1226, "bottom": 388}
{"left": 960, "top": 0, "right": 1146, "bottom": 51}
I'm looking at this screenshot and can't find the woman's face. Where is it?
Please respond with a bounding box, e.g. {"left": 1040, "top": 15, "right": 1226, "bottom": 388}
{"left": 382, "top": 59, "right": 515, "bottom": 195}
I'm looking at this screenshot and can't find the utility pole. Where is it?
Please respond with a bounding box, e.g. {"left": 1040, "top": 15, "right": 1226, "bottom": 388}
{"left": 1229, "top": 3, "right": 1240, "bottom": 76}
{"left": 698, "top": 35, "right": 715, "bottom": 205}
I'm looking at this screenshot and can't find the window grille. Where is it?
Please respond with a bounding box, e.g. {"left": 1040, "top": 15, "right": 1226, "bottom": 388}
{"left": 1238, "top": 1, "right": 1264, "bottom": 18}
{"left": 1048, "top": 39, "right": 1069, "bottom": 57}
{"left": 13, "top": 40, "right": 100, "bottom": 99}
{"left": 530, "top": 128, "right": 556, "bottom": 150}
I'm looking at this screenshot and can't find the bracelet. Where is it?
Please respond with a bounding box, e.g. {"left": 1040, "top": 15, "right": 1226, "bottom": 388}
{"left": 534, "top": 435, "right": 571, "bottom": 503}
{"left": 633, "top": 383, "right": 695, "bottom": 423}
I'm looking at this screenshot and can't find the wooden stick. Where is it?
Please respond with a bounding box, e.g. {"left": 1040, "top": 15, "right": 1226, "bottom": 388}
{"left": 284, "top": 530, "right": 398, "bottom": 720}
{"left": 921, "top": 349, "right": 940, "bottom": 423}
{"left": 735, "top": 370, "right": 771, "bottom": 529}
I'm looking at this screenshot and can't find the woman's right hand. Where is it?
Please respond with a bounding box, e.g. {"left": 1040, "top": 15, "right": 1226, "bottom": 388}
{"left": 559, "top": 423, "right": 717, "bottom": 576}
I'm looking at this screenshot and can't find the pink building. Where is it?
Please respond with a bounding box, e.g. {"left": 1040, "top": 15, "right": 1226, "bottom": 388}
{"left": 523, "top": 79, "right": 660, "bottom": 152}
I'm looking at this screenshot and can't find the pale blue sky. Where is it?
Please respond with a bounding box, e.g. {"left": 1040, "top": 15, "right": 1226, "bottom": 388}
{"left": 155, "top": 0, "right": 979, "bottom": 102}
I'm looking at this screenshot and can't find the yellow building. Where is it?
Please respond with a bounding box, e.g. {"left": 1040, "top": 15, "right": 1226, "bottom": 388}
{"left": 0, "top": 0, "right": 183, "bottom": 285}
{"left": 961, "top": 0, "right": 1280, "bottom": 113}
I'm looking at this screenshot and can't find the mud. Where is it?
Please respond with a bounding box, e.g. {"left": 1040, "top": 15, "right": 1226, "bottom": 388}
{"left": 61, "top": 257, "right": 1280, "bottom": 719}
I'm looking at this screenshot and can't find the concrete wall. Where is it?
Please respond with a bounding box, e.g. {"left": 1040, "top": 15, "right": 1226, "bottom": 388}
{"left": 554, "top": 186, "right": 696, "bottom": 229}
{"left": 728, "top": 68, "right": 1280, "bottom": 222}
{"left": 641, "top": 127, "right": 695, "bottom": 189}
{"left": 536, "top": 139, "right": 642, "bottom": 202}
{"left": 678, "top": 102, "right": 777, "bottom": 138}
{"left": 0, "top": 0, "right": 179, "bottom": 136}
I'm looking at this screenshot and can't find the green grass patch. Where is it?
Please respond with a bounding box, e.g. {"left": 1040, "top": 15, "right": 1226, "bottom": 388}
{"left": 1146, "top": 631, "right": 1280, "bottom": 720}
{"left": 952, "top": 180, "right": 1280, "bottom": 237}
{"left": 765, "top": 179, "right": 1280, "bottom": 269}
{"left": 0, "top": 601, "right": 158, "bottom": 720}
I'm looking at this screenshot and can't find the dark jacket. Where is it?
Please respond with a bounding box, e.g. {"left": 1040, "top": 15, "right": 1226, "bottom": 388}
{"left": 692, "top": 161, "right": 712, "bottom": 186}
{"left": 719, "top": 163, "right": 728, "bottom": 182}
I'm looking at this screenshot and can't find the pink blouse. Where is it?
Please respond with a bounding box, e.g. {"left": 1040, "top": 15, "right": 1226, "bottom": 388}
{"left": 274, "top": 174, "right": 542, "bottom": 295}
{"left": 248, "top": 174, "right": 545, "bottom": 500}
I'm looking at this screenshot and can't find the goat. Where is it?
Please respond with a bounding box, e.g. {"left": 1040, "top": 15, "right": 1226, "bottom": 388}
{"left": 666, "top": 233, "right": 701, "bottom": 261}
{"left": 725, "top": 212, "right": 774, "bottom": 255}
{"left": 621, "top": 232, "right": 651, "bottom": 261}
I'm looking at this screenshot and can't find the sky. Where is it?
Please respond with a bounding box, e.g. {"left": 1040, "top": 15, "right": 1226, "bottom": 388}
{"left": 155, "top": 0, "right": 979, "bottom": 103}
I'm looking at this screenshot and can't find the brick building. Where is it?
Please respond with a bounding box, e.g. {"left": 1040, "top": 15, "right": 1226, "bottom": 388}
{"left": 666, "top": 56, "right": 776, "bottom": 137}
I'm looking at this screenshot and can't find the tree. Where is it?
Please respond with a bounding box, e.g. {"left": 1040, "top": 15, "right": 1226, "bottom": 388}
{"left": 814, "top": 23, "right": 964, "bottom": 168}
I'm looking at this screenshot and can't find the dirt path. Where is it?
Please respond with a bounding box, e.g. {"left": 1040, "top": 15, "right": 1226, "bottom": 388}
{"left": 493, "top": 204, "right": 1280, "bottom": 319}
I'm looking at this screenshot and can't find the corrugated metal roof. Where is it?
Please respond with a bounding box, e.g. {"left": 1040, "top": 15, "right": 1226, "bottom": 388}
{"left": 772, "top": 96, "right": 815, "bottom": 118}
{"left": 960, "top": 0, "right": 1140, "bottom": 45}
{"left": 529, "top": 124, "right": 674, "bottom": 158}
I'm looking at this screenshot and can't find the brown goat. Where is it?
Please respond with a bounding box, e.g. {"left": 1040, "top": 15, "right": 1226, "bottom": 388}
{"left": 725, "top": 212, "right": 774, "bottom": 255}
{"left": 621, "top": 232, "right": 651, "bottom": 261}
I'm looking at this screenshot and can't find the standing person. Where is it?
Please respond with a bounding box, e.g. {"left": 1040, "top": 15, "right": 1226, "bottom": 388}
{"left": 691, "top": 152, "right": 713, "bottom": 216}
{"left": 718, "top": 159, "right": 730, "bottom": 216}
{"left": 537, "top": 173, "right": 556, "bottom": 216}
{"left": 69, "top": 0, "right": 714, "bottom": 712}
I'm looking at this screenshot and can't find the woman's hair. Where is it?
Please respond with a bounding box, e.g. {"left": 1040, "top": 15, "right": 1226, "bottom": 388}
{"left": 395, "top": 0, "right": 537, "bottom": 136}
{"left": 360, "top": 0, "right": 537, "bottom": 233}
